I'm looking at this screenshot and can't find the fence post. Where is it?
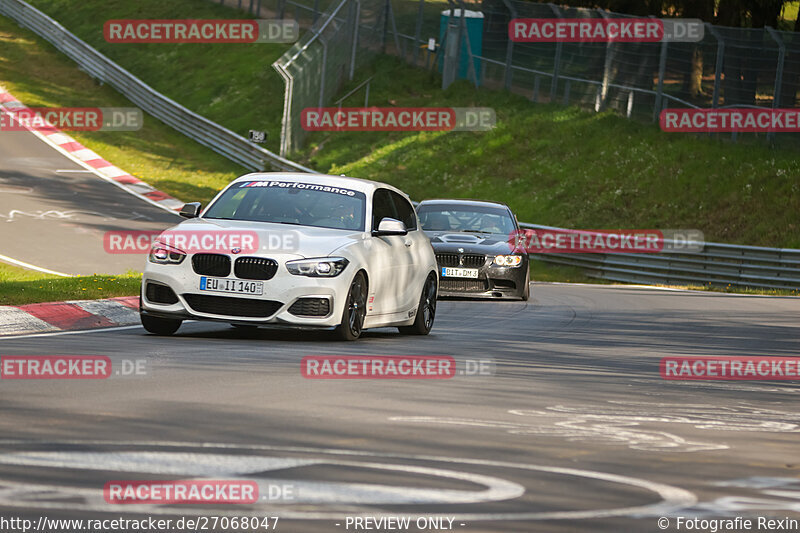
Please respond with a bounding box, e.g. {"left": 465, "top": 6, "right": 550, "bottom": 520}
{"left": 626, "top": 91, "right": 634, "bottom": 118}
{"left": 386, "top": 0, "right": 402, "bottom": 56}
{"left": 442, "top": 18, "right": 459, "bottom": 89}
{"left": 598, "top": 10, "right": 614, "bottom": 112}
{"left": 257, "top": 0, "right": 262, "bottom": 14}
{"left": 249, "top": 0, "right": 254, "bottom": 13}
{"left": 500, "top": 0, "right": 517, "bottom": 91}
{"left": 413, "top": 0, "right": 425, "bottom": 64}
{"left": 318, "top": 36, "right": 328, "bottom": 107}
{"left": 382, "top": 0, "right": 389, "bottom": 52}
{"left": 653, "top": 38, "right": 668, "bottom": 122}
{"left": 313, "top": 0, "right": 320, "bottom": 24}
{"left": 451, "top": 1, "right": 466, "bottom": 84}
{"left": 456, "top": 0, "right": 479, "bottom": 87}
{"left": 766, "top": 26, "right": 785, "bottom": 143}
{"left": 349, "top": 0, "right": 361, "bottom": 80}
{"left": 706, "top": 23, "right": 724, "bottom": 108}
{"left": 279, "top": 0, "right": 286, "bottom": 20}
{"left": 532, "top": 75, "right": 540, "bottom": 102}
{"left": 548, "top": 3, "right": 562, "bottom": 101}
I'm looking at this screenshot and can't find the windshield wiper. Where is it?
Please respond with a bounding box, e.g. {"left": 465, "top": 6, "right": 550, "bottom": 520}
{"left": 460, "top": 229, "right": 494, "bottom": 234}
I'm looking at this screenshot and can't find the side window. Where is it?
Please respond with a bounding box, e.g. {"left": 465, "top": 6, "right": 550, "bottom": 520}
{"left": 371, "top": 189, "right": 397, "bottom": 230}
{"left": 389, "top": 191, "right": 417, "bottom": 231}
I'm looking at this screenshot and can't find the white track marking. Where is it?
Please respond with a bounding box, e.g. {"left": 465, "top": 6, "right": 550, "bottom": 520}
{"left": 0, "top": 324, "right": 142, "bottom": 339}
{"left": 0, "top": 451, "right": 524, "bottom": 506}
{"left": 0, "top": 440, "right": 697, "bottom": 521}
{"left": 392, "top": 415, "right": 725, "bottom": 453}
{"left": 0, "top": 209, "right": 110, "bottom": 222}
{"left": 395, "top": 402, "right": 800, "bottom": 454}
{"left": 0, "top": 253, "right": 72, "bottom": 277}
{"left": 22, "top": 123, "right": 181, "bottom": 215}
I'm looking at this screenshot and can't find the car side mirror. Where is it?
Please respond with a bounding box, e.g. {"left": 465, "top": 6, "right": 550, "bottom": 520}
{"left": 179, "top": 202, "right": 202, "bottom": 219}
{"left": 372, "top": 217, "right": 407, "bottom": 236}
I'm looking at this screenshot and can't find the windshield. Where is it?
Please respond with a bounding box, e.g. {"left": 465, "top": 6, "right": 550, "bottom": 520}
{"left": 204, "top": 180, "right": 366, "bottom": 231}
{"left": 417, "top": 204, "right": 516, "bottom": 234}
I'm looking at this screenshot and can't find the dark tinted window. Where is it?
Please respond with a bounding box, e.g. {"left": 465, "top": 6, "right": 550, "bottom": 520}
{"left": 372, "top": 189, "right": 397, "bottom": 230}
{"left": 417, "top": 203, "right": 515, "bottom": 234}
{"left": 389, "top": 191, "right": 417, "bottom": 231}
{"left": 204, "top": 180, "right": 366, "bottom": 231}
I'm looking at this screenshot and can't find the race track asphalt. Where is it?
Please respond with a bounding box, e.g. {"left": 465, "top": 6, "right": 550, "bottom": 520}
{"left": 0, "top": 128, "right": 178, "bottom": 275}
{"left": 1, "top": 284, "right": 798, "bottom": 532}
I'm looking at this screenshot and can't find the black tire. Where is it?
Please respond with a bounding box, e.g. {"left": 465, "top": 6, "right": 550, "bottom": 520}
{"left": 398, "top": 273, "right": 437, "bottom": 335}
{"left": 141, "top": 314, "right": 182, "bottom": 336}
{"left": 521, "top": 268, "right": 530, "bottom": 301}
{"left": 335, "top": 271, "right": 368, "bottom": 341}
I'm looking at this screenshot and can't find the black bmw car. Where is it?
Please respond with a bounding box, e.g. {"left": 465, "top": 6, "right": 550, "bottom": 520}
{"left": 417, "top": 199, "right": 530, "bottom": 300}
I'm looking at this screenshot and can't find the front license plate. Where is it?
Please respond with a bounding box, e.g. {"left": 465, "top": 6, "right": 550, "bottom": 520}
{"left": 200, "top": 277, "right": 263, "bottom": 295}
{"left": 441, "top": 267, "right": 479, "bottom": 278}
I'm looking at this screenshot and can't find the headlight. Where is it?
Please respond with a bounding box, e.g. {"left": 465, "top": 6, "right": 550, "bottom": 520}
{"left": 493, "top": 254, "right": 523, "bottom": 267}
{"left": 148, "top": 242, "right": 186, "bottom": 265}
{"left": 286, "top": 257, "right": 349, "bottom": 277}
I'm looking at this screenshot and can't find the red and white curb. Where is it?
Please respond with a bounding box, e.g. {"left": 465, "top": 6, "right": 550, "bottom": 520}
{"left": 0, "top": 85, "right": 184, "bottom": 213}
{"left": 0, "top": 296, "right": 139, "bottom": 336}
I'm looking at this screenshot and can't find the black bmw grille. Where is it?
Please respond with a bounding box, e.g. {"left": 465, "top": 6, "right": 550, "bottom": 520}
{"left": 440, "top": 279, "right": 488, "bottom": 292}
{"left": 145, "top": 282, "right": 178, "bottom": 304}
{"left": 436, "top": 253, "right": 459, "bottom": 267}
{"left": 436, "top": 253, "right": 486, "bottom": 268}
{"left": 288, "top": 298, "right": 331, "bottom": 317}
{"left": 192, "top": 254, "right": 231, "bottom": 277}
{"left": 182, "top": 294, "right": 282, "bottom": 318}
{"left": 462, "top": 254, "right": 486, "bottom": 268}
{"left": 234, "top": 257, "right": 278, "bottom": 280}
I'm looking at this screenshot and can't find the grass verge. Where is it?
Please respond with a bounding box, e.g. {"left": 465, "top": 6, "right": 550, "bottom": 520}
{"left": 298, "top": 57, "right": 800, "bottom": 249}
{"left": 0, "top": 8, "right": 247, "bottom": 204}
{"left": 0, "top": 264, "right": 140, "bottom": 306}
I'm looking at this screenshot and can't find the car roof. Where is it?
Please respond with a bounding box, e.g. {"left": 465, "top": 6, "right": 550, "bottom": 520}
{"left": 417, "top": 198, "right": 512, "bottom": 211}
{"left": 231, "top": 172, "right": 411, "bottom": 199}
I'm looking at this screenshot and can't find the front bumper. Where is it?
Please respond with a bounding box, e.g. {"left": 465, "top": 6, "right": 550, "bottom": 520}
{"left": 436, "top": 261, "right": 528, "bottom": 299}
{"left": 141, "top": 256, "right": 351, "bottom": 328}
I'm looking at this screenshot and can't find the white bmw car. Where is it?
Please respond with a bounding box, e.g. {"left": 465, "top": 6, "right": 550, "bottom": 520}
{"left": 140, "top": 173, "right": 438, "bottom": 340}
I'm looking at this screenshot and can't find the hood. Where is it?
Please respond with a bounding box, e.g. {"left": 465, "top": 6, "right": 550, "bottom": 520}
{"left": 424, "top": 231, "right": 518, "bottom": 254}
{"left": 166, "top": 218, "right": 366, "bottom": 258}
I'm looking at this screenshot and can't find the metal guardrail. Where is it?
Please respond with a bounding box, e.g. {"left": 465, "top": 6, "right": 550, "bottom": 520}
{"left": 0, "top": 0, "right": 317, "bottom": 174}
{"left": 520, "top": 223, "right": 800, "bottom": 291}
